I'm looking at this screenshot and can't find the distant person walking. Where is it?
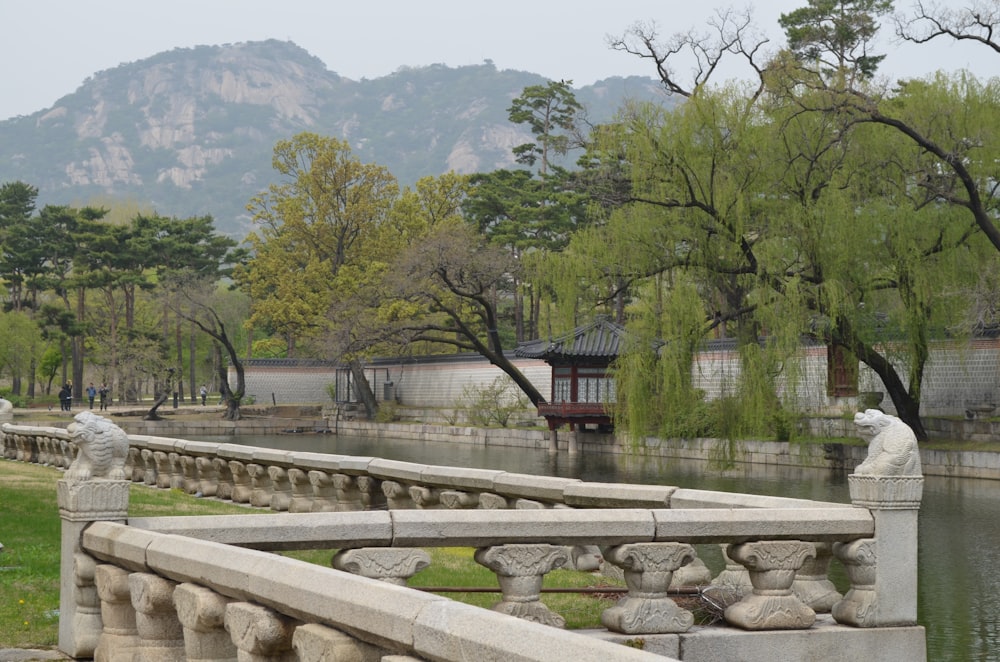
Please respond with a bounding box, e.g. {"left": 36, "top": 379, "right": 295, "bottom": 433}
{"left": 200, "top": 384, "right": 208, "bottom": 406}
{"left": 86, "top": 383, "right": 96, "bottom": 409}
{"left": 98, "top": 383, "right": 110, "bottom": 411}
{"left": 59, "top": 384, "right": 72, "bottom": 412}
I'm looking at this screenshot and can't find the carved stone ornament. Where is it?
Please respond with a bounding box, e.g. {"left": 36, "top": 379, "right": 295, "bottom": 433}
{"left": 64, "top": 411, "right": 129, "bottom": 481}
{"left": 853, "top": 409, "right": 922, "bottom": 477}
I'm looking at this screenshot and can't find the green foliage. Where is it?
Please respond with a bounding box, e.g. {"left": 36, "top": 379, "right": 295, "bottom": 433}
{"left": 460, "top": 375, "right": 530, "bottom": 427}
{"left": 779, "top": 0, "right": 892, "bottom": 80}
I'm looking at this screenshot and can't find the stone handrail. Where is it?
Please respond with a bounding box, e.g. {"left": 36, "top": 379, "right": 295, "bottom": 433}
{"left": 2, "top": 423, "right": 851, "bottom": 511}
{"left": 2, "top": 422, "right": 926, "bottom": 660}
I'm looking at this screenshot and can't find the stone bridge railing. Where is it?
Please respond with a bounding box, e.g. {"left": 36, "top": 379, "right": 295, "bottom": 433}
{"left": 2, "top": 422, "right": 927, "bottom": 661}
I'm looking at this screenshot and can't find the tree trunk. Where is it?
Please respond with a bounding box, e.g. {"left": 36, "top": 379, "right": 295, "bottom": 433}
{"left": 188, "top": 319, "right": 197, "bottom": 403}
{"left": 349, "top": 359, "right": 378, "bottom": 419}
{"left": 836, "top": 322, "right": 928, "bottom": 441}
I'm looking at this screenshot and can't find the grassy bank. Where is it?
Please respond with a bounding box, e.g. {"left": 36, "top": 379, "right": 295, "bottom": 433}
{"left": 0, "top": 459, "right": 622, "bottom": 649}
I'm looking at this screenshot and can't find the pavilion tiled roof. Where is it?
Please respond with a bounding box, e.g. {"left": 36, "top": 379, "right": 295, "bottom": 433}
{"left": 514, "top": 316, "right": 630, "bottom": 361}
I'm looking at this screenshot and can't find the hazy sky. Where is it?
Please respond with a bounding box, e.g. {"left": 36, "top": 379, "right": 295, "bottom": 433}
{"left": 1, "top": 0, "right": 994, "bottom": 121}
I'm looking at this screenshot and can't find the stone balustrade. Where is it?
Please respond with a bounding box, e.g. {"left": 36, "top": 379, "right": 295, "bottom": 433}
{"left": 1, "top": 422, "right": 927, "bottom": 661}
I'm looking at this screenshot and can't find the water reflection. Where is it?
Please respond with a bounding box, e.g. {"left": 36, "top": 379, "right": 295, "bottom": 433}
{"left": 198, "top": 433, "right": 999, "bottom": 662}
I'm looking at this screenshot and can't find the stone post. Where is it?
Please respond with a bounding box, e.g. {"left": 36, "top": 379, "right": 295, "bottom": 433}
{"left": 833, "top": 474, "right": 924, "bottom": 626}
{"left": 474, "top": 544, "right": 569, "bottom": 627}
{"left": 129, "top": 572, "right": 185, "bottom": 661}
{"left": 381, "top": 480, "right": 415, "bottom": 509}
{"left": 195, "top": 456, "right": 219, "bottom": 497}
{"left": 228, "top": 461, "right": 252, "bottom": 503}
{"left": 140, "top": 449, "right": 157, "bottom": 485}
{"left": 57, "top": 479, "right": 130, "bottom": 657}
{"left": 291, "top": 623, "right": 384, "bottom": 662}
{"left": 94, "top": 563, "right": 139, "bottom": 662}
{"left": 287, "top": 468, "right": 315, "bottom": 513}
{"left": 211, "top": 458, "right": 233, "bottom": 500}
{"left": 225, "top": 602, "right": 298, "bottom": 662}
{"left": 332, "top": 548, "right": 431, "bottom": 586}
{"left": 600, "top": 542, "right": 696, "bottom": 634}
{"left": 267, "top": 465, "right": 292, "bottom": 511}
{"left": 174, "top": 583, "right": 237, "bottom": 662}
{"left": 408, "top": 485, "right": 441, "bottom": 509}
{"left": 247, "top": 463, "right": 272, "bottom": 507}
{"left": 440, "top": 489, "right": 479, "bottom": 509}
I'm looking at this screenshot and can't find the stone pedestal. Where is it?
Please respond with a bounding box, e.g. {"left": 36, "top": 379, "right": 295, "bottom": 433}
{"left": 474, "top": 544, "right": 569, "bottom": 627}
{"left": 724, "top": 541, "right": 816, "bottom": 630}
{"left": 833, "top": 474, "right": 923, "bottom": 627}
{"left": 225, "top": 602, "right": 297, "bottom": 662}
{"left": 94, "top": 563, "right": 139, "bottom": 662}
{"left": 57, "top": 479, "right": 130, "bottom": 658}
{"left": 174, "top": 583, "right": 236, "bottom": 662}
{"left": 129, "top": 572, "right": 184, "bottom": 661}
{"left": 601, "top": 542, "right": 696, "bottom": 634}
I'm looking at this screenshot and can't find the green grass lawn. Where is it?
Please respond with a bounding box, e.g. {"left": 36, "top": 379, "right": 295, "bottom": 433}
{"left": 0, "top": 460, "right": 624, "bottom": 649}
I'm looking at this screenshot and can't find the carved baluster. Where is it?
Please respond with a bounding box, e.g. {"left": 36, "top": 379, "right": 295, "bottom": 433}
{"left": 152, "top": 451, "right": 172, "bottom": 489}
{"left": 174, "top": 583, "right": 237, "bottom": 662}
{"left": 440, "top": 489, "right": 479, "bottom": 509}
{"left": 710, "top": 543, "right": 752, "bottom": 598}
{"left": 309, "top": 470, "right": 339, "bottom": 511}
{"left": 408, "top": 485, "right": 441, "bottom": 509}
{"left": 129, "top": 572, "right": 184, "bottom": 661}
{"left": 792, "top": 542, "right": 842, "bottom": 613}
{"left": 601, "top": 542, "right": 696, "bottom": 634}
{"left": 195, "top": 456, "right": 219, "bottom": 497}
{"left": 247, "top": 463, "right": 272, "bottom": 507}
{"left": 291, "top": 623, "right": 384, "bottom": 662}
{"left": 332, "top": 548, "right": 431, "bottom": 586}
{"left": 228, "top": 461, "right": 252, "bottom": 503}
{"left": 267, "top": 465, "right": 292, "bottom": 511}
{"left": 723, "top": 541, "right": 816, "bottom": 630}
{"left": 287, "top": 468, "right": 314, "bottom": 512}
{"left": 478, "top": 492, "right": 510, "bottom": 509}
{"left": 225, "top": 602, "right": 298, "bottom": 662}
{"left": 474, "top": 544, "right": 569, "bottom": 628}
{"left": 140, "top": 449, "right": 157, "bottom": 485}
{"left": 212, "top": 458, "right": 234, "bottom": 500}
{"left": 329, "top": 473, "right": 361, "bottom": 511}
{"left": 180, "top": 455, "right": 200, "bottom": 494}
{"left": 127, "top": 448, "right": 144, "bottom": 482}
{"left": 831, "top": 538, "right": 878, "bottom": 627}
{"left": 167, "top": 452, "right": 185, "bottom": 489}
{"left": 94, "top": 564, "right": 139, "bottom": 662}
{"left": 381, "top": 480, "right": 414, "bottom": 509}
{"left": 356, "top": 475, "right": 382, "bottom": 510}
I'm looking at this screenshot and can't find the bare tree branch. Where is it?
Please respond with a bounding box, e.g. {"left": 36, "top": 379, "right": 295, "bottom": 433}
{"left": 895, "top": 0, "right": 1000, "bottom": 54}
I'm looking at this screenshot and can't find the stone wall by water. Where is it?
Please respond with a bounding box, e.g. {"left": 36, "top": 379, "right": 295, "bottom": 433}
{"left": 234, "top": 337, "right": 1000, "bottom": 420}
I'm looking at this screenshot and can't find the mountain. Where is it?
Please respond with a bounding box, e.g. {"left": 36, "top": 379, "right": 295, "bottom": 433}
{"left": 0, "top": 40, "right": 672, "bottom": 237}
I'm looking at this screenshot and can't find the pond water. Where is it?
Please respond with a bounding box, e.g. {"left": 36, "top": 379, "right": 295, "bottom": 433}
{"left": 198, "top": 433, "right": 1000, "bottom": 662}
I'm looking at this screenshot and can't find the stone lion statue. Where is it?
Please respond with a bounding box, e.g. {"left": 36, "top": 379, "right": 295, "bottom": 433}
{"left": 853, "top": 409, "right": 922, "bottom": 476}
{"left": 65, "top": 411, "right": 129, "bottom": 481}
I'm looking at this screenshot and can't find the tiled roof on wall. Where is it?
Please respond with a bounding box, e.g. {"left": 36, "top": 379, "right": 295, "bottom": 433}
{"left": 515, "top": 316, "right": 630, "bottom": 360}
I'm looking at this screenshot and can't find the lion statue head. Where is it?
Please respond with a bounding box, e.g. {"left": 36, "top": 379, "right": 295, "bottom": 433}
{"left": 65, "top": 411, "right": 130, "bottom": 481}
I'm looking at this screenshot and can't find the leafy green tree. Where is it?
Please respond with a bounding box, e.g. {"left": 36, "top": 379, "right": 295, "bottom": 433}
{"left": 241, "top": 132, "right": 399, "bottom": 357}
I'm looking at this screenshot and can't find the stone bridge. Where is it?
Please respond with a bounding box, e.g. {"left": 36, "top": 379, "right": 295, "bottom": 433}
{"left": 2, "top": 421, "right": 926, "bottom": 661}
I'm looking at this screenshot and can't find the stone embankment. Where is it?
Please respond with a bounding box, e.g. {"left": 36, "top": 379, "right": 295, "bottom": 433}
{"left": 332, "top": 420, "right": 1000, "bottom": 481}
